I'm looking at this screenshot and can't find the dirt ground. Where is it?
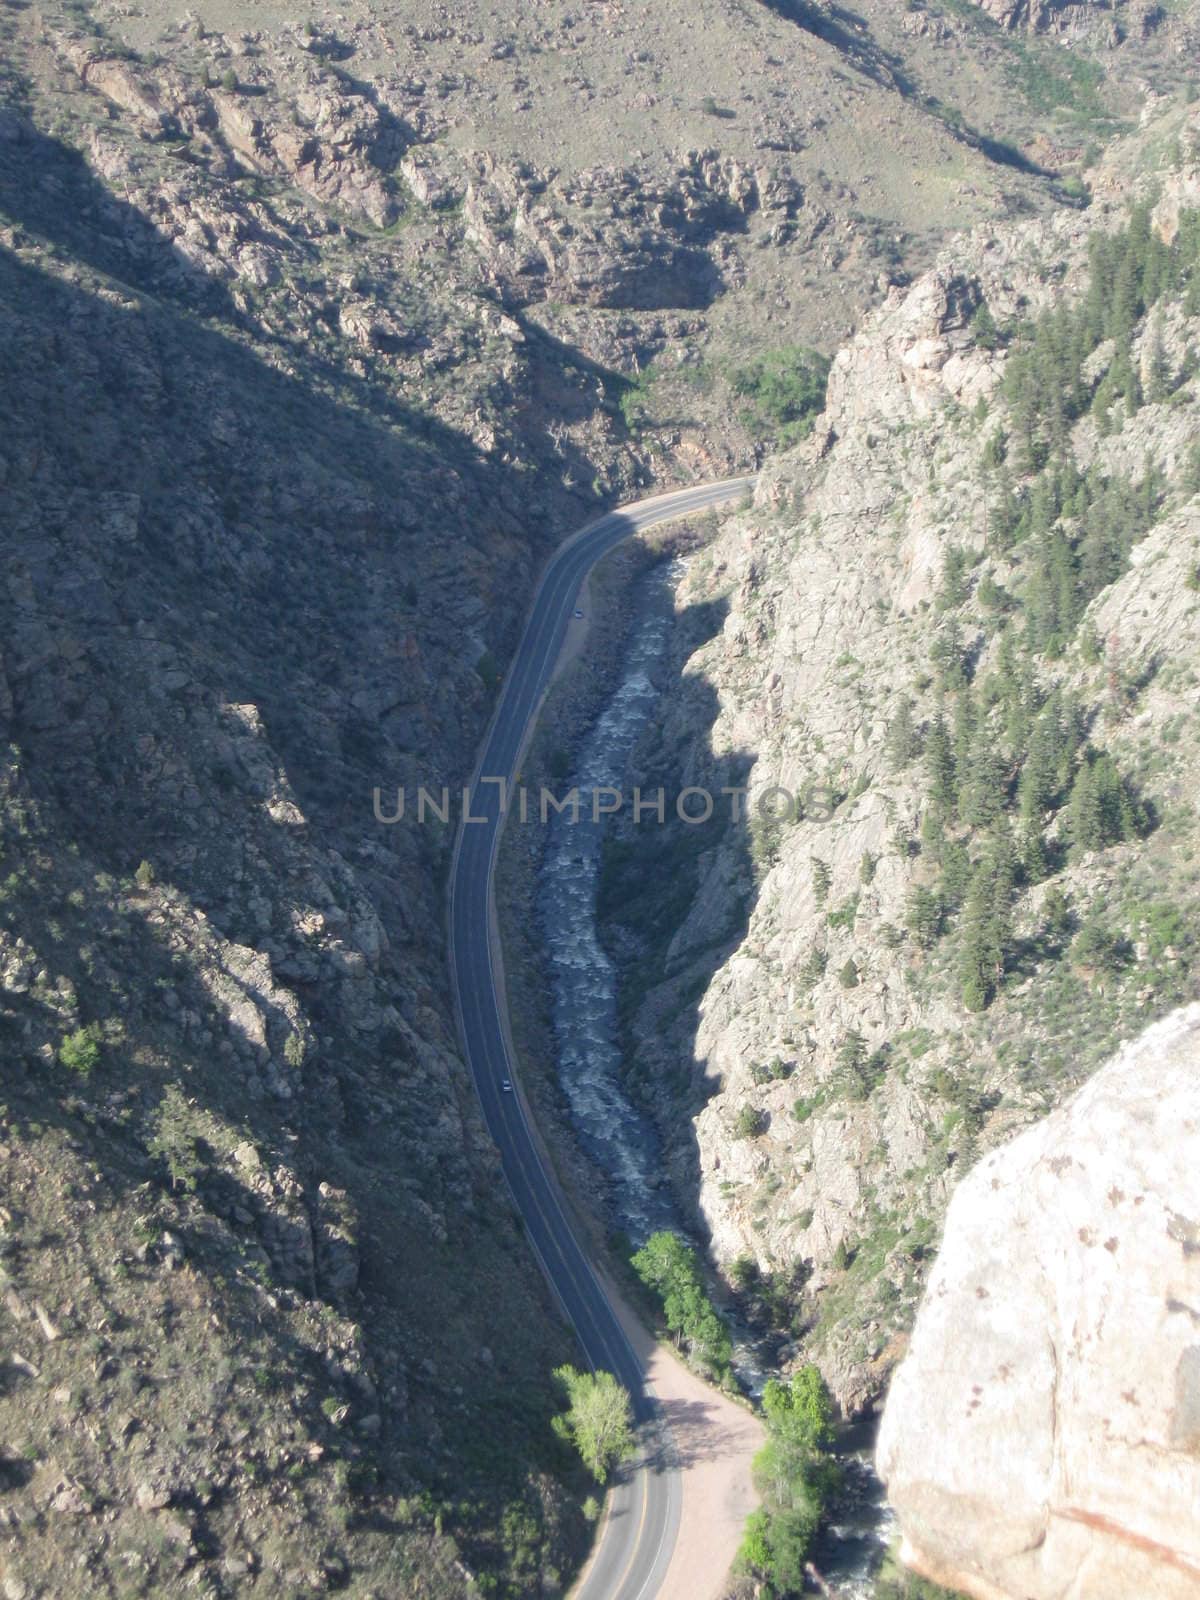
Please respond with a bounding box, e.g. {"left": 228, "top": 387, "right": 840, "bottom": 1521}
{"left": 608, "top": 1275, "right": 766, "bottom": 1600}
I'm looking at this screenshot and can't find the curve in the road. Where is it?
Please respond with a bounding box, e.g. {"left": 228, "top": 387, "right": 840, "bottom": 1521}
{"left": 448, "top": 476, "right": 756, "bottom": 1600}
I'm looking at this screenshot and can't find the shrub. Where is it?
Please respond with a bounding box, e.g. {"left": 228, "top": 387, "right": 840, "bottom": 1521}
{"left": 733, "top": 1104, "right": 769, "bottom": 1139}
{"left": 1071, "top": 916, "right": 1129, "bottom": 973}
{"left": 730, "top": 346, "right": 831, "bottom": 443}
{"left": 59, "top": 1024, "right": 102, "bottom": 1077}
{"left": 147, "top": 1085, "right": 203, "bottom": 1191}
{"left": 827, "top": 894, "right": 859, "bottom": 931}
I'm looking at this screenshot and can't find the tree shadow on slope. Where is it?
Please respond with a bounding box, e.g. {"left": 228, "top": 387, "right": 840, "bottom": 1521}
{"left": 755, "top": 0, "right": 1055, "bottom": 182}
{"left": 756, "top": 0, "right": 915, "bottom": 91}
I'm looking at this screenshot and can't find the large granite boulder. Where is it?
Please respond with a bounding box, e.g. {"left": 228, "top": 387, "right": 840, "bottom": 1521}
{"left": 878, "top": 1003, "right": 1200, "bottom": 1600}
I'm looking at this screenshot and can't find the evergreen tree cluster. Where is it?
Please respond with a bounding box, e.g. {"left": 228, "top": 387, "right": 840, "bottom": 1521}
{"left": 907, "top": 608, "right": 1146, "bottom": 1006}
{"left": 910, "top": 622, "right": 1146, "bottom": 1007}
{"left": 1001, "top": 204, "right": 1200, "bottom": 473}
{"left": 988, "top": 456, "right": 1164, "bottom": 654}
{"left": 981, "top": 208, "right": 1192, "bottom": 657}
{"left": 893, "top": 202, "right": 1179, "bottom": 1011}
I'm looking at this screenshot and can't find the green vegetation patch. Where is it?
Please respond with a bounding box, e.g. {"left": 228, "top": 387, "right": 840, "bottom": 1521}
{"left": 730, "top": 345, "right": 832, "bottom": 444}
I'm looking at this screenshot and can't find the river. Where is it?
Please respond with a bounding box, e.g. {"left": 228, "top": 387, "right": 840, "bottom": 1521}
{"left": 535, "top": 553, "right": 892, "bottom": 1596}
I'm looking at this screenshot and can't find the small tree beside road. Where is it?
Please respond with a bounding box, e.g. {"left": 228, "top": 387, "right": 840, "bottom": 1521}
{"left": 552, "top": 1366, "right": 635, "bottom": 1484}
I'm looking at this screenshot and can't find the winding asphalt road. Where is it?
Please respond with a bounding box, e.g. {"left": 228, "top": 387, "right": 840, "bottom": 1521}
{"left": 448, "top": 476, "right": 756, "bottom": 1600}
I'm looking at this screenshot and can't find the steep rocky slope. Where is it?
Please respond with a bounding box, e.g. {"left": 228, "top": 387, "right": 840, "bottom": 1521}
{"left": 2, "top": 0, "right": 1198, "bottom": 1588}
{"left": 0, "top": 94, "right": 596, "bottom": 1600}
{"left": 599, "top": 97, "right": 1200, "bottom": 1413}
{"left": 878, "top": 1003, "right": 1200, "bottom": 1600}
{"left": 26, "top": 0, "right": 1200, "bottom": 467}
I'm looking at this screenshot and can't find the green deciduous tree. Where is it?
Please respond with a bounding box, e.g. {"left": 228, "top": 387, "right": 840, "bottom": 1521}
{"left": 761, "top": 1366, "right": 835, "bottom": 1452}
{"left": 631, "top": 1231, "right": 731, "bottom": 1378}
{"left": 739, "top": 1366, "right": 839, "bottom": 1593}
{"left": 730, "top": 346, "right": 832, "bottom": 442}
{"left": 551, "top": 1367, "right": 634, "bottom": 1484}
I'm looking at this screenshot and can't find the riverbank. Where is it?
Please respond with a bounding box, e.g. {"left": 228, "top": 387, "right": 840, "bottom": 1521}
{"left": 491, "top": 515, "right": 768, "bottom": 1600}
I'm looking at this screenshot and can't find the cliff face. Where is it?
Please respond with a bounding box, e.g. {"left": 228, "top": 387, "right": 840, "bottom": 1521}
{"left": 1, "top": 0, "right": 1068, "bottom": 1588}
{"left": 877, "top": 1003, "right": 1200, "bottom": 1600}
{"left": 600, "top": 100, "right": 1200, "bottom": 1411}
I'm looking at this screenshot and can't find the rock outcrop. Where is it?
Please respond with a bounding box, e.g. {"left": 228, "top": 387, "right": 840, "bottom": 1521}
{"left": 877, "top": 1004, "right": 1200, "bottom": 1600}
{"left": 973, "top": 0, "right": 1160, "bottom": 38}
{"left": 597, "top": 96, "right": 1200, "bottom": 1412}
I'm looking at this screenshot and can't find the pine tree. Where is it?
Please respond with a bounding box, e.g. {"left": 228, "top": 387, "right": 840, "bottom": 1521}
{"left": 1019, "top": 697, "right": 1065, "bottom": 820}
{"left": 1067, "top": 759, "right": 1103, "bottom": 857}
{"left": 148, "top": 1086, "right": 203, "bottom": 1192}
{"left": 925, "top": 712, "right": 956, "bottom": 814}
{"left": 931, "top": 619, "right": 967, "bottom": 692}
{"left": 1043, "top": 885, "right": 1073, "bottom": 939}
{"left": 885, "top": 696, "right": 921, "bottom": 769}
{"left": 920, "top": 809, "right": 945, "bottom": 864}
{"left": 835, "top": 1031, "right": 870, "bottom": 1098}
{"left": 810, "top": 856, "right": 831, "bottom": 907}
{"left": 939, "top": 839, "right": 971, "bottom": 912}
{"left": 952, "top": 688, "right": 978, "bottom": 791}
{"left": 798, "top": 947, "right": 828, "bottom": 990}
{"left": 1145, "top": 313, "right": 1169, "bottom": 402}
{"left": 1109, "top": 249, "right": 1141, "bottom": 344}
{"left": 959, "top": 867, "right": 1002, "bottom": 1011}
{"left": 906, "top": 884, "right": 942, "bottom": 950}
{"left": 989, "top": 465, "right": 1021, "bottom": 550}
{"left": 957, "top": 832, "right": 1014, "bottom": 1011}
{"left": 1020, "top": 819, "right": 1049, "bottom": 885}
{"left": 972, "top": 299, "right": 1000, "bottom": 351}
{"left": 936, "top": 547, "right": 970, "bottom": 612}
{"left": 1065, "top": 748, "right": 1141, "bottom": 857}
{"left": 959, "top": 723, "right": 1005, "bottom": 829}
{"left": 981, "top": 428, "right": 1007, "bottom": 472}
